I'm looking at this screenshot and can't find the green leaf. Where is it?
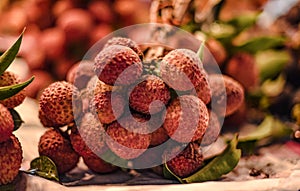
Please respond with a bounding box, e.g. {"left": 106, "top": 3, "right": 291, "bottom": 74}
{"left": 28, "top": 156, "right": 59, "bottom": 182}
{"left": 255, "top": 50, "right": 291, "bottom": 82}
{"left": 0, "top": 29, "right": 24, "bottom": 75}
{"left": 208, "top": 22, "right": 236, "bottom": 40}
{"left": 183, "top": 135, "right": 241, "bottom": 183}
{"left": 0, "top": 76, "right": 34, "bottom": 100}
{"left": 197, "top": 40, "right": 206, "bottom": 62}
{"left": 261, "top": 74, "right": 286, "bottom": 97}
{"left": 239, "top": 115, "right": 292, "bottom": 143}
{"left": 292, "top": 104, "right": 300, "bottom": 125}
{"left": 236, "top": 36, "right": 285, "bottom": 53}
{"left": 226, "top": 12, "right": 259, "bottom": 32}
{"left": 8, "top": 109, "right": 23, "bottom": 131}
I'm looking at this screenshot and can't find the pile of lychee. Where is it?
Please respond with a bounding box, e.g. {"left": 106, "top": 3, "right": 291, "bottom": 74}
{"left": 38, "top": 37, "right": 244, "bottom": 178}
{"left": 0, "top": 71, "right": 27, "bottom": 185}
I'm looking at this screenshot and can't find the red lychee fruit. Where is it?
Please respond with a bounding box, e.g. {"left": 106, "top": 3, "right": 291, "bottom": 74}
{"left": 0, "top": 104, "right": 14, "bottom": 143}
{"left": 0, "top": 71, "right": 26, "bottom": 108}
{"left": 56, "top": 9, "right": 94, "bottom": 42}
{"left": 69, "top": 113, "right": 107, "bottom": 157}
{"left": 94, "top": 45, "right": 143, "bottom": 86}
{"left": 163, "top": 95, "right": 209, "bottom": 143}
{"left": 150, "top": 126, "right": 169, "bottom": 146}
{"left": 209, "top": 74, "right": 245, "bottom": 116}
{"left": 160, "top": 49, "right": 210, "bottom": 95}
{"left": 106, "top": 115, "right": 151, "bottom": 160}
{"left": 225, "top": 53, "right": 259, "bottom": 91}
{"left": 200, "top": 110, "right": 221, "bottom": 146}
{"left": 39, "top": 81, "right": 82, "bottom": 127}
{"left": 90, "top": 91, "right": 125, "bottom": 124}
{"left": 103, "top": 37, "right": 143, "bottom": 59}
{"left": 82, "top": 152, "right": 118, "bottom": 174}
{"left": 38, "top": 129, "right": 79, "bottom": 174}
{"left": 164, "top": 142, "right": 204, "bottom": 178}
{"left": 129, "top": 75, "right": 170, "bottom": 114}
{"left": 0, "top": 135, "right": 23, "bottom": 185}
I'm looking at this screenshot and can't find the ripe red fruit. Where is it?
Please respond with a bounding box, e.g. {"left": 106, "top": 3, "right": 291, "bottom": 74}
{"left": 106, "top": 115, "right": 151, "bottom": 160}
{"left": 164, "top": 142, "right": 204, "bottom": 178}
{"left": 0, "top": 71, "right": 26, "bottom": 108}
{"left": 0, "top": 135, "right": 23, "bottom": 185}
{"left": 129, "top": 75, "right": 170, "bottom": 114}
{"left": 163, "top": 95, "right": 209, "bottom": 143}
{"left": 0, "top": 104, "right": 14, "bottom": 143}
{"left": 38, "top": 129, "right": 79, "bottom": 174}
{"left": 94, "top": 45, "right": 143, "bottom": 86}
{"left": 82, "top": 152, "right": 118, "bottom": 174}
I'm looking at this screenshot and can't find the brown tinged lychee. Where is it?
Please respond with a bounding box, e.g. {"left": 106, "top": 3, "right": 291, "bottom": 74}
{"left": 163, "top": 95, "right": 209, "bottom": 143}
{"left": 150, "top": 126, "right": 169, "bottom": 146}
{"left": 103, "top": 37, "right": 143, "bottom": 59}
{"left": 66, "top": 60, "right": 94, "bottom": 90}
{"left": 38, "top": 129, "right": 79, "bottom": 174}
{"left": 200, "top": 111, "right": 221, "bottom": 146}
{"left": 94, "top": 45, "right": 143, "bottom": 86}
{"left": 0, "top": 104, "right": 14, "bottom": 143}
{"left": 0, "top": 135, "right": 23, "bottom": 185}
{"left": 69, "top": 113, "right": 107, "bottom": 157}
{"left": 209, "top": 74, "right": 245, "bottom": 117}
{"left": 160, "top": 49, "right": 211, "bottom": 99}
{"left": 39, "top": 81, "right": 82, "bottom": 127}
{"left": 90, "top": 91, "right": 125, "bottom": 124}
{"left": 106, "top": 115, "right": 151, "bottom": 160}
{"left": 129, "top": 75, "right": 170, "bottom": 114}
{"left": 164, "top": 142, "right": 204, "bottom": 178}
{"left": 82, "top": 152, "right": 118, "bottom": 174}
{"left": 0, "top": 71, "right": 26, "bottom": 109}
{"left": 225, "top": 53, "right": 259, "bottom": 91}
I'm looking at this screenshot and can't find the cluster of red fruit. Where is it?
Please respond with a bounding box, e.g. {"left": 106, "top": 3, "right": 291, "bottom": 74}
{"left": 37, "top": 37, "right": 244, "bottom": 178}
{"left": 0, "top": 71, "right": 27, "bottom": 185}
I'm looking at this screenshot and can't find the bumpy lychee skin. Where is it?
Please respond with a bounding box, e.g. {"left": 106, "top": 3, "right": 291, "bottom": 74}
{"left": 0, "top": 104, "right": 14, "bottom": 143}
{"left": 38, "top": 129, "right": 80, "bottom": 174}
{"left": 0, "top": 71, "right": 26, "bottom": 108}
{"left": 160, "top": 49, "right": 211, "bottom": 95}
{"left": 150, "top": 126, "right": 169, "bottom": 146}
{"left": 0, "top": 135, "right": 22, "bottom": 185}
{"left": 94, "top": 45, "right": 143, "bottom": 86}
{"left": 164, "top": 142, "right": 203, "bottom": 178}
{"left": 209, "top": 74, "right": 244, "bottom": 116}
{"left": 129, "top": 75, "right": 170, "bottom": 114}
{"left": 70, "top": 113, "right": 107, "bottom": 157}
{"left": 39, "top": 81, "right": 82, "bottom": 127}
{"left": 82, "top": 152, "right": 118, "bottom": 174}
{"left": 163, "top": 95, "right": 209, "bottom": 143}
{"left": 103, "top": 37, "right": 143, "bottom": 59}
{"left": 106, "top": 115, "right": 151, "bottom": 160}
{"left": 200, "top": 111, "right": 221, "bottom": 146}
{"left": 90, "top": 91, "right": 125, "bottom": 124}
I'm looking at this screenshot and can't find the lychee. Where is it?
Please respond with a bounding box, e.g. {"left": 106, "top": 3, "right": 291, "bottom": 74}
{"left": 103, "top": 37, "right": 143, "bottom": 59}
{"left": 163, "top": 95, "right": 209, "bottom": 143}
{"left": 38, "top": 129, "right": 79, "bottom": 174}
{"left": 0, "top": 104, "right": 14, "bottom": 143}
{"left": 209, "top": 74, "right": 244, "bottom": 116}
{"left": 150, "top": 126, "right": 169, "bottom": 146}
{"left": 39, "top": 81, "right": 82, "bottom": 127}
{"left": 0, "top": 71, "right": 26, "bottom": 109}
{"left": 94, "top": 45, "right": 143, "bottom": 86}
{"left": 129, "top": 75, "right": 170, "bottom": 114}
{"left": 82, "top": 152, "right": 118, "bottom": 174}
{"left": 90, "top": 91, "right": 125, "bottom": 124}
{"left": 0, "top": 135, "right": 23, "bottom": 185}
{"left": 160, "top": 49, "right": 210, "bottom": 95}
{"left": 106, "top": 115, "right": 151, "bottom": 160}
{"left": 66, "top": 60, "right": 94, "bottom": 90}
{"left": 200, "top": 110, "right": 221, "bottom": 146}
{"left": 70, "top": 113, "right": 107, "bottom": 157}
{"left": 164, "top": 142, "right": 203, "bottom": 178}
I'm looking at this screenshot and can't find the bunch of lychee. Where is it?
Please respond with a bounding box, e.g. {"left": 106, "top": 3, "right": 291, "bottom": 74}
{"left": 0, "top": 71, "right": 27, "bottom": 185}
{"left": 38, "top": 37, "right": 244, "bottom": 178}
